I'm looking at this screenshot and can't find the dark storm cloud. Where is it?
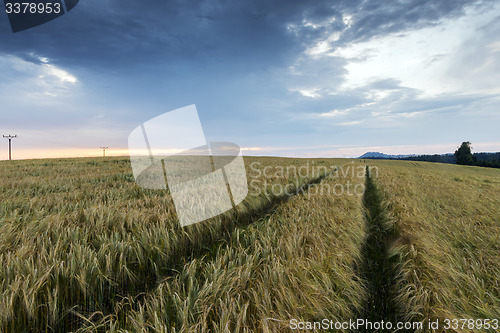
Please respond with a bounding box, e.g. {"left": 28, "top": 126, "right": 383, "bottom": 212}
{"left": 0, "top": 0, "right": 486, "bottom": 71}
{"left": 1, "top": 0, "right": 306, "bottom": 69}
{"left": 340, "top": 0, "right": 478, "bottom": 43}
{"left": 288, "top": 0, "right": 494, "bottom": 55}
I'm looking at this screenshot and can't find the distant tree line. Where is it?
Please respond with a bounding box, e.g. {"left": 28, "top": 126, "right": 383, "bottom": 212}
{"left": 473, "top": 153, "right": 500, "bottom": 168}
{"left": 453, "top": 141, "right": 500, "bottom": 168}
{"left": 361, "top": 141, "right": 500, "bottom": 169}
{"left": 401, "top": 154, "right": 456, "bottom": 164}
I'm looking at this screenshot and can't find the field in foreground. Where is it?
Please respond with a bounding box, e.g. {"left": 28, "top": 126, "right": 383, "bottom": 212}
{"left": 0, "top": 157, "right": 499, "bottom": 332}
{"left": 371, "top": 160, "right": 500, "bottom": 331}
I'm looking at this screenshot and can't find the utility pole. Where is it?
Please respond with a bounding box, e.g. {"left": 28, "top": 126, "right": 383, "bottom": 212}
{"left": 3, "top": 135, "right": 17, "bottom": 160}
{"left": 100, "top": 147, "right": 109, "bottom": 157}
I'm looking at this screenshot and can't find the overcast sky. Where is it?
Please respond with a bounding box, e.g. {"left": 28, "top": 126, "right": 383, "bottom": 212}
{"left": 1, "top": 0, "right": 499, "bottom": 159}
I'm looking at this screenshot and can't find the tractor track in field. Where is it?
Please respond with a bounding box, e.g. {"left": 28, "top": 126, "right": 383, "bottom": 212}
{"left": 352, "top": 166, "right": 410, "bottom": 332}
{"left": 74, "top": 168, "right": 337, "bottom": 331}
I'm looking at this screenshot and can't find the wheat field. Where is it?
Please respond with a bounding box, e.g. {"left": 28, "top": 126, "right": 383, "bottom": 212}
{"left": 370, "top": 160, "right": 500, "bottom": 332}
{"left": 0, "top": 157, "right": 499, "bottom": 332}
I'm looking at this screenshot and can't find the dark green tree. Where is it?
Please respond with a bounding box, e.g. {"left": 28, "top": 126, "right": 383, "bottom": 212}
{"left": 454, "top": 141, "right": 476, "bottom": 165}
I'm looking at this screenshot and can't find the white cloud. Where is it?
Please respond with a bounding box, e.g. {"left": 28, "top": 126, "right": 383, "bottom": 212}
{"left": 319, "top": 109, "right": 347, "bottom": 117}
{"left": 330, "top": 2, "right": 500, "bottom": 96}
{"left": 338, "top": 120, "right": 361, "bottom": 126}
{"left": 342, "top": 15, "right": 352, "bottom": 28}
{"left": 0, "top": 54, "right": 79, "bottom": 102}
{"left": 302, "top": 20, "right": 321, "bottom": 30}
{"left": 42, "top": 64, "right": 78, "bottom": 84}
{"left": 305, "top": 32, "right": 341, "bottom": 57}
{"left": 297, "top": 88, "right": 322, "bottom": 98}
{"left": 302, "top": 15, "right": 352, "bottom": 57}
{"left": 488, "top": 41, "right": 500, "bottom": 53}
{"left": 283, "top": 0, "right": 500, "bottom": 139}
{"left": 317, "top": 101, "right": 375, "bottom": 118}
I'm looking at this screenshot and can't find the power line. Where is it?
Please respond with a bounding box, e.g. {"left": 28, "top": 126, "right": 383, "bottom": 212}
{"left": 3, "top": 135, "right": 17, "bottom": 160}
{"left": 100, "top": 147, "right": 109, "bottom": 157}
